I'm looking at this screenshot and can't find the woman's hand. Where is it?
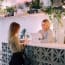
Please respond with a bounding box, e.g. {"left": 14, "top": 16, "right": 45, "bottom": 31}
{"left": 24, "top": 38, "right": 29, "bottom": 46}
{"left": 20, "top": 38, "right": 29, "bottom": 46}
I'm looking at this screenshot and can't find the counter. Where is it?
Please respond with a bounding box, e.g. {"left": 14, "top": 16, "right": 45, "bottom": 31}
{"left": 24, "top": 42, "right": 65, "bottom": 65}
{"left": 27, "top": 41, "right": 65, "bottom": 49}
{"left": 2, "top": 41, "right": 65, "bottom": 65}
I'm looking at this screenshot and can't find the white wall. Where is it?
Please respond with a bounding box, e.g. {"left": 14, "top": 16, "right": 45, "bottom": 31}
{"left": 0, "top": 21, "right": 2, "bottom": 51}
{"left": 0, "top": 13, "right": 49, "bottom": 43}
{"left": 0, "top": 13, "right": 65, "bottom": 46}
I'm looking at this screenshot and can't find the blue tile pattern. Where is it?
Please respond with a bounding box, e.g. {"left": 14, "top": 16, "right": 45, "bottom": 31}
{"left": 2, "top": 43, "right": 65, "bottom": 65}
{"left": 2, "top": 43, "right": 12, "bottom": 65}
{"left": 25, "top": 46, "right": 65, "bottom": 65}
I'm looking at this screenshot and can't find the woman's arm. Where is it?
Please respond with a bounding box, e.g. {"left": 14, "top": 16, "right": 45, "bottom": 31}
{"left": 20, "top": 38, "right": 29, "bottom": 47}
{"left": 15, "top": 36, "right": 29, "bottom": 51}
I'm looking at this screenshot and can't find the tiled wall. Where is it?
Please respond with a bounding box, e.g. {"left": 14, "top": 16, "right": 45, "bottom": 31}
{"left": 2, "top": 43, "right": 12, "bottom": 65}
{"left": 2, "top": 43, "right": 65, "bottom": 65}
{"left": 25, "top": 46, "right": 65, "bottom": 65}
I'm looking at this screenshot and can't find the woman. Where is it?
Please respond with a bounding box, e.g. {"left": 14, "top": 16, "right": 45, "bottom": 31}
{"left": 8, "top": 22, "right": 28, "bottom": 65}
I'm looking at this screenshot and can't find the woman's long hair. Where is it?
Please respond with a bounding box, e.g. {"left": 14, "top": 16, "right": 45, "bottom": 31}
{"left": 9, "top": 22, "right": 20, "bottom": 38}
{"left": 8, "top": 22, "right": 21, "bottom": 51}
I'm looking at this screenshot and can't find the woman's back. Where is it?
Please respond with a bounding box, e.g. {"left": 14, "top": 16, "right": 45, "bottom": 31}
{"left": 9, "top": 36, "right": 22, "bottom": 53}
